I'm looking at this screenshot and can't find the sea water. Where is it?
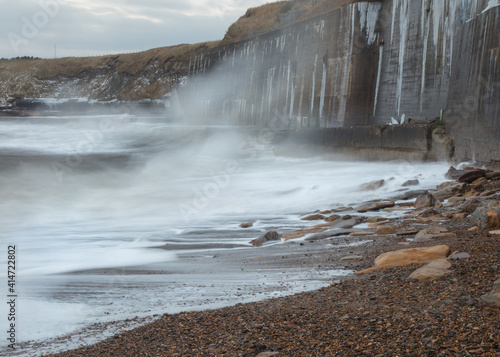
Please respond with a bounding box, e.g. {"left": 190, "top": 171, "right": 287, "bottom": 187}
{"left": 0, "top": 114, "right": 449, "bottom": 355}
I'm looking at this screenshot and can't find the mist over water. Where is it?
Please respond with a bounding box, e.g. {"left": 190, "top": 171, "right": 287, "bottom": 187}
{"left": 0, "top": 113, "right": 449, "bottom": 353}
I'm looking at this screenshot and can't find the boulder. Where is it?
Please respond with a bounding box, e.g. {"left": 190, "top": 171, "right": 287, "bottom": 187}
{"left": 414, "top": 194, "right": 436, "bottom": 209}
{"left": 470, "top": 200, "right": 500, "bottom": 229}
{"left": 250, "top": 231, "right": 281, "bottom": 247}
{"left": 356, "top": 245, "right": 451, "bottom": 274}
{"left": 457, "top": 169, "right": 486, "bottom": 183}
{"left": 402, "top": 179, "right": 419, "bottom": 187}
{"left": 376, "top": 225, "right": 396, "bottom": 235}
{"left": 359, "top": 179, "right": 385, "bottom": 191}
{"left": 357, "top": 201, "right": 395, "bottom": 213}
{"left": 414, "top": 227, "right": 456, "bottom": 243}
{"left": 409, "top": 259, "right": 452, "bottom": 281}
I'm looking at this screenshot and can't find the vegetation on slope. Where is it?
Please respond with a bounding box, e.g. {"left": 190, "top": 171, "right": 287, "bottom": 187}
{"left": 0, "top": 0, "right": 376, "bottom": 103}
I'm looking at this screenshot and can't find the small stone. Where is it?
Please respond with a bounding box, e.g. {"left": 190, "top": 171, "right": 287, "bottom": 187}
{"left": 256, "top": 353, "right": 279, "bottom": 357}
{"left": 250, "top": 231, "right": 281, "bottom": 247}
{"left": 325, "top": 214, "right": 341, "bottom": 222}
{"left": 301, "top": 214, "right": 324, "bottom": 221}
{"left": 402, "top": 179, "right": 419, "bottom": 187}
{"left": 341, "top": 255, "right": 363, "bottom": 261}
{"left": 432, "top": 183, "right": 465, "bottom": 200}
{"left": 359, "top": 179, "right": 385, "bottom": 191}
{"left": 409, "top": 259, "right": 452, "bottom": 281}
{"left": 376, "top": 225, "right": 396, "bottom": 235}
{"left": 448, "top": 252, "right": 471, "bottom": 260}
{"left": 472, "top": 177, "right": 487, "bottom": 185}
{"left": 468, "top": 226, "right": 480, "bottom": 232}
{"left": 489, "top": 230, "right": 500, "bottom": 235}
{"left": 240, "top": 222, "right": 255, "bottom": 228}
{"left": 414, "top": 194, "right": 435, "bottom": 209}
{"left": 452, "top": 213, "right": 468, "bottom": 220}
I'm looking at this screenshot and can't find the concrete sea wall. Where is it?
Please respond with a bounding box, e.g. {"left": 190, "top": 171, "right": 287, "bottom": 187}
{"left": 186, "top": 0, "right": 500, "bottom": 164}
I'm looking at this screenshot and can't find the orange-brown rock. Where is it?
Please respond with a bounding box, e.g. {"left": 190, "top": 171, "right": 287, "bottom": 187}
{"left": 376, "top": 225, "right": 396, "bottom": 235}
{"left": 409, "top": 259, "right": 452, "bottom": 281}
{"left": 301, "top": 214, "right": 324, "bottom": 221}
{"left": 356, "top": 245, "right": 451, "bottom": 274}
{"left": 487, "top": 210, "right": 499, "bottom": 228}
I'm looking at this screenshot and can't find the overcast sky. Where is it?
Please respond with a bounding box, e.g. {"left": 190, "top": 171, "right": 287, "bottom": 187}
{"left": 0, "top": 0, "right": 275, "bottom": 59}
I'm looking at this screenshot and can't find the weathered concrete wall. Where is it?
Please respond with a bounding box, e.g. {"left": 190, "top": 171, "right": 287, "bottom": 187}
{"left": 446, "top": 5, "right": 500, "bottom": 166}
{"left": 188, "top": 2, "right": 383, "bottom": 128}
{"left": 186, "top": 0, "right": 500, "bottom": 163}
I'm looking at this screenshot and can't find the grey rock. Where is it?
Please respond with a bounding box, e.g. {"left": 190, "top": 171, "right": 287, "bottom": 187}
{"left": 359, "top": 179, "right": 385, "bottom": 191}
{"left": 461, "top": 198, "right": 483, "bottom": 213}
{"left": 330, "top": 218, "right": 357, "bottom": 229}
{"left": 402, "top": 179, "right": 420, "bottom": 187}
{"left": 414, "top": 194, "right": 436, "bottom": 209}
{"left": 448, "top": 252, "right": 471, "bottom": 260}
{"left": 432, "top": 183, "right": 465, "bottom": 200}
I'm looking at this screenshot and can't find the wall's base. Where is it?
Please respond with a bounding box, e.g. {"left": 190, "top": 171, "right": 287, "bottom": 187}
{"left": 273, "top": 124, "right": 455, "bottom": 163}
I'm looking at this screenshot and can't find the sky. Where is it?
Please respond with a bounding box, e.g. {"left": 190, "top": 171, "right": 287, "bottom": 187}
{"left": 0, "top": 0, "right": 275, "bottom": 59}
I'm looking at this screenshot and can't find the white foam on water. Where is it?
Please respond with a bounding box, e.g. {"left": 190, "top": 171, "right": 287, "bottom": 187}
{"left": 0, "top": 114, "right": 450, "bottom": 354}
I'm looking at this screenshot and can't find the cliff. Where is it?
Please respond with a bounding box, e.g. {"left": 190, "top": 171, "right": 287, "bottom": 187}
{"left": 0, "top": 43, "right": 220, "bottom": 107}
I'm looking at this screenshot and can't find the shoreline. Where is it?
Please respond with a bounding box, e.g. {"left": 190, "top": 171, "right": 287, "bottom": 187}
{"left": 28, "top": 166, "right": 500, "bottom": 356}
{"left": 2, "top": 165, "right": 500, "bottom": 357}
